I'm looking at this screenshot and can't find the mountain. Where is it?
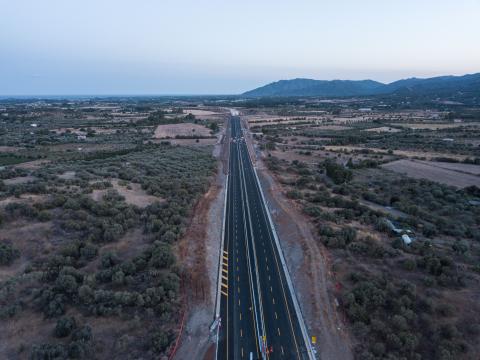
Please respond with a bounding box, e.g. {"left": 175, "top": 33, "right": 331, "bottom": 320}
{"left": 242, "top": 73, "right": 480, "bottom": 98}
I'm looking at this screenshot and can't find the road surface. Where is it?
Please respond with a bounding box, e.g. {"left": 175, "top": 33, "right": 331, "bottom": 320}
{"left": 216, "top": 116, "right": 313, "bottom": 360}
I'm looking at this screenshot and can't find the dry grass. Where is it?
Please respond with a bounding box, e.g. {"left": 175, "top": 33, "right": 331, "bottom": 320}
{"left": 0, "top": 310, "right": 54, "bottom": 358}
{"left": 382, "top": 159, "right": 480, "bottom": 188}
{"left": 0, "top": 194, "right": 46, "bottom": 208}
{"left": 153, "top": 123, "right": 211, "bottom": 139}
{"left": 3, "top": 176, "right": 36, "bottom": 186}
{"left": 52, "top": 127, "right": 117, "bottom": 135}
{"left": 90, "top": 179, "right": 163, "bottom": 208}
{"left": 418, "top": 161, "right": 480, "bottom": 175}
{"left": 150, "top": 138, "right": 218, "bottom": 146}
{"left": 13, "top": 160, "right": 50, "bottom": 170}
{"left": 324, "top": 145, "right": 470, "bottom": 161}
{"left": 0, "top": 146, "right": 24, "bottom": 153}
{"left": 390, "top": 122, "right": 480, "bottom": 130}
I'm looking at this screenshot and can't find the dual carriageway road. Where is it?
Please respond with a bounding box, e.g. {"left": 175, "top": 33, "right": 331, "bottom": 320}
{"left": 215, "top": 116, "right": 314, "bottom": 360}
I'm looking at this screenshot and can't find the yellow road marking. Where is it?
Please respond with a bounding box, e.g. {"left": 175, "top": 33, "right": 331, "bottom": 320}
{"left": 223, "top": 256, "right": 228, "bottom": 261}
{"left": 222, "top": 275, "right": 228, "bottom": 281}
{"left": 221, "top": 290, "right": 228, "bottom": 297}
{"left": 221, "top": 283, "right": 228, "bottom": 289}
{"left": 222, "top": 268, "right": 228, "bottom": 274}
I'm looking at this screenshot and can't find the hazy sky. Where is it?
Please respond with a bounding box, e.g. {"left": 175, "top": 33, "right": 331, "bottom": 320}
{"left": 1, "top": 0, "right": 479, "bottom": 95}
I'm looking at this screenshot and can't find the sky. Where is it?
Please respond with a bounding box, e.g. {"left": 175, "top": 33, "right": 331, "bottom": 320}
{"left": 1, "top": 0, "right": 479, "bottom": 95}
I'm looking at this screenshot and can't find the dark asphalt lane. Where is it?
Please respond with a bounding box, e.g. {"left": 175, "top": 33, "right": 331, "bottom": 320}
{"left": 217, "top": 117, "right": 311, "bottom": 360}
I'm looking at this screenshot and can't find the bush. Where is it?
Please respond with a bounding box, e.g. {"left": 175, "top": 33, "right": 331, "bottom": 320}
{"left": 54, "top": 316, "right": 77, "bottom": 338}
{"left": 323, "top": 159, "right": 353, "bottom": 184}
{"left": 150, "top": 243, "right": 175, "bottom": 269}
{"left": 403, "top": 259, "right": 417, "bottom": 271}
{"left": 0, "top": 242, "right": 20, "bottom": 265}
{"left": 55, "top": 274, "right": 79, "bottom": 295}
{"left": 151, "top": 330, "right": 172, "bottom": 353}
{"left": 30, "top": 344, "right": 67, "bottom": 360}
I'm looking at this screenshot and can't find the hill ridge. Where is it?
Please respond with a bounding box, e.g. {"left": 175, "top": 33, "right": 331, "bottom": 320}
{"left": 242, "top": 72, "right": 480, "bottom": 97}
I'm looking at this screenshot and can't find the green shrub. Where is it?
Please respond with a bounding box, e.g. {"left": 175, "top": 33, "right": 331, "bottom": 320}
{"left": 151, "top": 330, "right": 172, "bottom": 354}
{"left": 54, "top": 317, "right": 77, "bottom": 338}
{"left": 0, "top": 242, "right": 20, "bottom": 265}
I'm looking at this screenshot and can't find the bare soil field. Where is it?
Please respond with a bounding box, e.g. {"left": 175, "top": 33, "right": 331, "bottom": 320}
{"left": 153, "top": 123, "right": 212, "bottom": 139}
{"left": 364, "top": 126, "right": 402, "bottom": 133}
{"left": 183, "top": 109, "right": 221, "bottom": 116}
{"left": 382, "top": 159, "right": 480, "bottom": 188}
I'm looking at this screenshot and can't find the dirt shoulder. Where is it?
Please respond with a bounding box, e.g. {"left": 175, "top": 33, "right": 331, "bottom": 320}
{"left": 173, "top": 123, "right": 228, "bottom": 360}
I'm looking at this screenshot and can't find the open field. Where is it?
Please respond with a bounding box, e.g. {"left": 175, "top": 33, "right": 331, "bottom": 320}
{"left": 151, "top": 138, "right": 218, "bottom": 146}
{"left": 364, "top": 126, "right": 402, "bottom": 133}
{"left": 421, "top": 160, "right": 480, "bottom": 175}
{"left": 390, "top": 122, "right": 480, "bottom": 130}
{"left": 90, "top": 179, "right": 164, "bottom": 208}
{"left": 153, "top": 123, "right": 212, "bottom": 138}
{"left": 183, "top": 109, "right": 221, "bottom": 116}
{"left": 324, "top": 145, "right": 472, "bottom": 161}
{"left": 381, "top": 159, "right": 480, "bottom": 188}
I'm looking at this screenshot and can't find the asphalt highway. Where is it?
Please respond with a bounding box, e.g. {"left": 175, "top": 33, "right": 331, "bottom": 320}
{"left": 217, "top": 116, "right": 312, "bottom": 360}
